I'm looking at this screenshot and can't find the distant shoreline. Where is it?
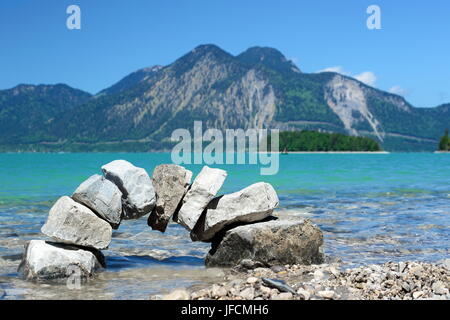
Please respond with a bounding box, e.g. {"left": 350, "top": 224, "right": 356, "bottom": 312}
{"left": 269, "top": 151, "right": 390, "bottom": 154}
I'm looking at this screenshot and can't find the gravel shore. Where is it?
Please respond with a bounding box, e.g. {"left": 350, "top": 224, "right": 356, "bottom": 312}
{"left": 156, "top": 260, "right": 450, "bottom": 300}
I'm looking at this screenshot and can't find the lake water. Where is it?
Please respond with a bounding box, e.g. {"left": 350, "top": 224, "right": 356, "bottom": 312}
{"left": 0, "top": 153, "right": 449, "bottom": 299}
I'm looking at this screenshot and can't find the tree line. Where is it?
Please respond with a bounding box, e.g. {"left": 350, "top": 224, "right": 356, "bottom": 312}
{"left": 273, "top": 130, "right": 382, "bottom": 152}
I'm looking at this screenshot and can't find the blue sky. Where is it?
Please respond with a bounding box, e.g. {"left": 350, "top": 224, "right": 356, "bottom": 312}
{"left": 1, "top": 0, "right": 449, "bottom": 108}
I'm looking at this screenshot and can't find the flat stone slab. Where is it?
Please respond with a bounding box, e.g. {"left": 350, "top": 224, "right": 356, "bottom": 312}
{"left": 18, "top": 240, "right": 104, "bottom": 281}
{"left": 175, "top": 166, "right": 227, "bottom": 231}
{"left": 101, "top": 160, "right": 156, "bottom": 220}
{"left": 72, "top": 174, "right": 123, "bottom": 228}
{"left": 205, "top": 219, "right": 324, "bottom": 267}
{"left": 147, "top": 164, "right": 192, "bottom": 232}
{"left": 191, "top": 182, "right": 279, "bottom": 242}
{"left": 41, "top": 196, "right": 112, "bottom": 250}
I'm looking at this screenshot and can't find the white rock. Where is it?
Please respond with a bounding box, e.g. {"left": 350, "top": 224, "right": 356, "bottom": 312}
{"left": 246, "top": 277, "right": 259, "bottom": 284}
{"left": 175, "top": 166, "right": 227, "bottom": 231}
{"left": 432, "top": 281, "right": 448, "bottom": 295}
{"left": 72, "top": 174, "right": 123, "bottom": 228}
{"left": 101, "top": 160, "right": 156, "bottom": 220}
{"left": 41, "top": 196, "right": 112, "bottom": 250}
{"left": 18, "top": 240, "right": 103, "bottom": 281}
{"left": 191, "top": 182, "right": 279, "bottom": 241}
{"left": 274, "top": 292, "right": 293, "bottom": 300}
{"left": 313, "top": 269, "right": 325, "bottom": 281}
{"left": 297, "top": 288, "right": 311, "bottom": 300}
{"left": 239, "top": 287, "right": 255, "bottom": 300}
{"left": 441, "top": 258, "right": 450, "bottom": 270}
{"left": 163, "top": 289, "right": 190, "bottom": 300}
{"left": 260, "top": 285, "right": 272, "bottom": 295}
{"left": 211, "top": 284, "right": 228, "bottom": 298}
{"left": 317, "top": 290, "right": 335, "bottom": 299}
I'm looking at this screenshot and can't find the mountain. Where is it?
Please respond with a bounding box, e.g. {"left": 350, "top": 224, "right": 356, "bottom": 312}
{"left": 0, "top": 84, "right": 91, "bottom": 145}
{"left": 96, "top": 65, "right": 163, "bottom": 96}
{"left": 1, "top": 44, "right": 448, "bottom": 152}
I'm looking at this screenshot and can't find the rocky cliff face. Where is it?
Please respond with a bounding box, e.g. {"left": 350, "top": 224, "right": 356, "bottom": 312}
{"left": 1, "top": 44, "right": 448, "bottom": 151}
{"left": 324, "top": 74, "right": 384, "bottom": 141}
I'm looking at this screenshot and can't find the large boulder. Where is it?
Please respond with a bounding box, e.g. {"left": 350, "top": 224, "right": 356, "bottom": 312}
{"left": 147, "top": 164, "right": 192, "bottom": 232}
{"left": 175, "top": 166, "right": 227, "bottom": 231}
{"left": 205, "top": 219, "right": 324, "bottom": 267}
{"left": 72, "top": 174, "right": 123, "bottom": 228}
{"left": 18, "top": 240, "right": 104, "bottom": 281}
{"left": 101, "top": 160, "right": 156, "bottom": 220}
{"left": 41, "top": 196, "right": 112, "bottom": 250}
{"left": 191, "top": 182, "right": 279, "bottom": 242}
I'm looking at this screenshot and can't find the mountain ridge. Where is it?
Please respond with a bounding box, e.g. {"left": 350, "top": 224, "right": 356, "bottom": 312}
{"left": 0, "top": 44, "right": 448, "bottom": 152}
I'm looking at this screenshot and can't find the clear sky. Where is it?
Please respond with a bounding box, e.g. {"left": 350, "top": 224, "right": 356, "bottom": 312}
{"left": 1, "top": 0, "right": 449, "bottom": 108}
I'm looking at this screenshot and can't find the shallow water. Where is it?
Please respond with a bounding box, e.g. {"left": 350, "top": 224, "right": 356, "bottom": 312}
{"left": 0, "top": 153, "right": 449, "bottom": 299}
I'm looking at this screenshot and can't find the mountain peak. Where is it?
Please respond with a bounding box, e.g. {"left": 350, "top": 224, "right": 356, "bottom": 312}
{"left": 186, "top": 44, "right": 234, "bottom": 60}
{"left": 169, "top": 44, "right": 235, "bottom": 75}
{"left": 97, "top": 65, "right": 163, "bottom": 96}
{"left": 237, "top": 46, "right": 301, "bottom": 73}
{"left": 192, "top": 43, "right": 223, "bottom": 52}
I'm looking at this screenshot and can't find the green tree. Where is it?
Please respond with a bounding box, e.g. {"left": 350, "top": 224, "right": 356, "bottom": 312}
{"left": 439, "top": 129, "right": 449, "bottom": 151}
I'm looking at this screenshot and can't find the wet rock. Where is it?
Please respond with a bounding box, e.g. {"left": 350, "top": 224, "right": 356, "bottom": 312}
{"left": 18, "top": 240, "right": 103, "bottom": 281}
{"left": 262, "top": 278, "right": 296, "bottom": 294}
{"left": 238, "top": 259, "right": 265, "bottom": 270}
{"left": 101, "top": 160, "right": 156, "bottom": 220}
{"left": 72, "top": 174, "right": 123, "bottom": 228}
{"left": 205, "top": 219, "right": 324, "bottom": 267}
{"left": 176, "top": 166, "right": 227, "bottom": 231}
{"left": 41, "top": 196, "right": 112, "bottom": 250}
{"left": 191, "top": 182, "right": 279, "bottom": 242}
{"left": 163, "top": 289, "right": 191, "bottom": 300}
{"left": 147, "top": 164, "right": 192, "bottom": 232}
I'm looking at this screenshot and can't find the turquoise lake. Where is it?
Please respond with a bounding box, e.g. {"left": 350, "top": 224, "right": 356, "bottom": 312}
{"left": 0, "top": 153, "right": 449, "bottom": 299}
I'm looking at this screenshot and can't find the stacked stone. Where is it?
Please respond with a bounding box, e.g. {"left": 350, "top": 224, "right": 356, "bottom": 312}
{"left": 19, "top": 160, "right": 156, "bottom": 281}
{"left": 19, "top": 161, "right": 324, "bottom": 282}
{"left": 148, "top": 165, "right": 324, "bottom": 268}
